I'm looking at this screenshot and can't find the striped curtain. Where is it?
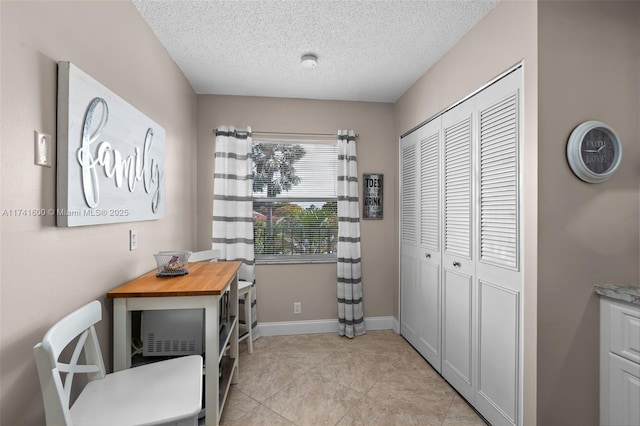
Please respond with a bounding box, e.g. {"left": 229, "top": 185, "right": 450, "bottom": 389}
{"left": 337, "top": 130, "right": 365, "bottom": 338}
{"left": 212, "top": 126, "right": 257, "bottom": 339}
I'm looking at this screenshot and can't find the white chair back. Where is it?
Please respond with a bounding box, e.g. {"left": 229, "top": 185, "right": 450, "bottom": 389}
{"left": 33, "top": 301, "right": 106, "bottom": 425}
{"left": 189, "top": 249, "right": 221, "bottom": 262}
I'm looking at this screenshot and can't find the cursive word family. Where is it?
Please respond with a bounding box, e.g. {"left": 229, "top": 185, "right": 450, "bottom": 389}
{"left": 75, "top": 97, "right": 162, "bottom": 213}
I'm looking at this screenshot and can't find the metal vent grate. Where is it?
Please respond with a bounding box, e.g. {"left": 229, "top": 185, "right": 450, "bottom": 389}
{"left": 142, "top": 309, "right": 204, "bottom": 356}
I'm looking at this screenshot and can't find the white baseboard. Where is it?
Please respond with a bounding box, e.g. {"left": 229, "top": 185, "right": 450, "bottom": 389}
{"left": 392, "top": 316, "right": 400, "bottom": 334}
{"left": 365, "top": 316, "right": 395, "bottom": 331}
{"left": 257, "top": 316, "right": 394, "bottom": 337}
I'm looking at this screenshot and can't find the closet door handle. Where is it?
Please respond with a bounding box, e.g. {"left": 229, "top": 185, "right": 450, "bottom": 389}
{"left": 452, "top": 261, "right": 461, "bottom": 268}
{"left": 425, "top": 253, "right": 431, "bottom": 258}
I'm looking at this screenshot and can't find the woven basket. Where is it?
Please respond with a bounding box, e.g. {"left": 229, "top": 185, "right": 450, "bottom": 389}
{"left": 153, "top": 251, "right": 192, "bottom": 276}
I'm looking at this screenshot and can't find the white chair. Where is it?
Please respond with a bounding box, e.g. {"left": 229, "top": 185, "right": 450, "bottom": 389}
{"left": 189, "top": 249, "right": 220, "bottom": 263}
{"left": 238, "top": 280, "right": 254, "bottom": 354}
{"left": 33, "top": 301, "right": 202, "bottom": 426}
{"left": 192, "top": 249, "right": 253, "bottom": 354}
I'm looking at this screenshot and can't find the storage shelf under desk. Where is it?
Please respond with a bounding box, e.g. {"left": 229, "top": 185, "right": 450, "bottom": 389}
{"left": 218, "top": 356, "right": 237, "bottom": 421}
{"left": 218, "top": 316, "right": 237, "bottom": 362}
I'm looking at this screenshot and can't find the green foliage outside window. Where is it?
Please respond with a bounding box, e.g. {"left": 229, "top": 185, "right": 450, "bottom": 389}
{"left": 252, "top": 142, "right": 338, "bottom": 260}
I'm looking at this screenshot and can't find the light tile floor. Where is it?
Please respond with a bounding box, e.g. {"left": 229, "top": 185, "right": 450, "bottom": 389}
{"left": 217, "top": 330, "right": 487, "bottom": 426}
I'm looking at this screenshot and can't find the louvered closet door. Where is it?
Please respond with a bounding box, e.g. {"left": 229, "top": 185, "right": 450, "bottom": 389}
{"left": 400, "top": 134, "right": 420, "bottom": 349}
{"left": 440, "top": 97, "right": 477, "bottom": 403}
{"left": 415, "top": 118, "right": 442, "bottom": 372}
{"left": 473, "top": 69, "right": 523, "bottom": 426}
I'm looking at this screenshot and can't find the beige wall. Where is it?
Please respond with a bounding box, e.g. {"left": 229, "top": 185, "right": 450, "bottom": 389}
{"left": 393, "top": 1, "right": 538, "bottom": 424}
{"left": 537, "top": 2, "right": 640, "bottom": 424}
{"left": 196, "top": 96, "right": 396, "bottom": 322}
{"left": 0, "top": 2, "right": 198, "bottom": 425}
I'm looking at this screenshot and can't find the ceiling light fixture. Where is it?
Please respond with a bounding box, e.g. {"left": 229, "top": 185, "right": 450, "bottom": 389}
{"left": 300, "top": 54, "right": 318, "bottom": 68}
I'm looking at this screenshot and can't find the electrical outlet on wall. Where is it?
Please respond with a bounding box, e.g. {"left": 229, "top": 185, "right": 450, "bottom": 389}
{"left": 293, "top": 302, "right": 301, "bottom": 314}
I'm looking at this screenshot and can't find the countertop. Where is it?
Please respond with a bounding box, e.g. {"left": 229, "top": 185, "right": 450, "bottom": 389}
{"left": 107, "top": 261, "right": 242, "bottom": 298}
{"left": 594, "top": 284, "right": 639, "bottom": 305}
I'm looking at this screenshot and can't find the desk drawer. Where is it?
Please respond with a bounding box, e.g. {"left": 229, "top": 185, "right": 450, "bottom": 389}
{"left": 609, "top": 301, "right": 640, "bottom": 365}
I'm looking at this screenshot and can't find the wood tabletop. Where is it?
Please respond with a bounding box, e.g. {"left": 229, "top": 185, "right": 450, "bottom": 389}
{"left": 107, "top": 261, "right": 242, "bottom": 298}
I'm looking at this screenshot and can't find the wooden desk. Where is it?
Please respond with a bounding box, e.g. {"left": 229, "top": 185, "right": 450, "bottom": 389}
{"left": 107, "top": 261, "right": 241, "bottom": 426}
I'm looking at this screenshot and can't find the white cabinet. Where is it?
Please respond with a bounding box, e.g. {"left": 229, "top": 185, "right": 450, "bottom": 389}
{"left": 417, "top": 118, "right": 443, "bottom": 371}
{"left": 441, "top": 98, "right": 476, "bottom": 402}
{"left": 473, "top": 71, "right": 522, "bottom": 426}
{"left": 401, "top": 139, "right": 420, "bottom": 349}
{"left": 401, "top": 118, "right": 442, "bottom": 371}
{"left": 600, "top": 296, "right": 640, "bottom": 426}
{"left": 400, "top": 67, "right": 523, "bottom": 426}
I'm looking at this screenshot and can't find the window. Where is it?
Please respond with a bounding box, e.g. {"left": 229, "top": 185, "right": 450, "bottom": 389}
{"left": 252, "top": 140, "right": 338, "bottom": 263}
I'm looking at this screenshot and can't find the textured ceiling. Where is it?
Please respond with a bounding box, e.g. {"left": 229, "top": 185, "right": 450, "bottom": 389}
{"left": 132, "top": 0, "right": 499, "bottom": 103}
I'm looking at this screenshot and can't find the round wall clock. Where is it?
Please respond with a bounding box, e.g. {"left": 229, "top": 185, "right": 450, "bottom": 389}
{"left": 567, "top": 120, "right": 622, "bottom": 183}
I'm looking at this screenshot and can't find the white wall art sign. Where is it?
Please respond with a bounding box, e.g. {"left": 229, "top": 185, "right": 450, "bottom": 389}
{"left": 56, "top": 62, "right": 165, "bottom": 227}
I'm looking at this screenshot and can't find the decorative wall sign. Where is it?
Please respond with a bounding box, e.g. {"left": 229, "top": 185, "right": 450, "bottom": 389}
{"left": 363, "top": 173, "right": 383, "bottom": 219}
{"left": 567, "top": 120, "right": 622, "bottom": 184}
{"left": 56, "top": 62, "right": 165, "bottom": 226}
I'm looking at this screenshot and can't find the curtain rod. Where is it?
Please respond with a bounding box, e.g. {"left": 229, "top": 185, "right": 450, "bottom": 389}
{"left": 213, "top": 129, "right": 358, "bottom": 139}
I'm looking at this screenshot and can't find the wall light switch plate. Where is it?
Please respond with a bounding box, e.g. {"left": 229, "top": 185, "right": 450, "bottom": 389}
{"left": 34, "top": 131, "right": 52, "bottom": 167}
{"left": 129, "top": 229, "right": 138, "bottom": 251}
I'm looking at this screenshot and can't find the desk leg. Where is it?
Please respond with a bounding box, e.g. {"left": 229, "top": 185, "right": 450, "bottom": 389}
{"left": 204, "top": 295, "right": 219, "bottom": 426}
{"left": 112, "top": 298, "right": 131, "bottom": 371}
